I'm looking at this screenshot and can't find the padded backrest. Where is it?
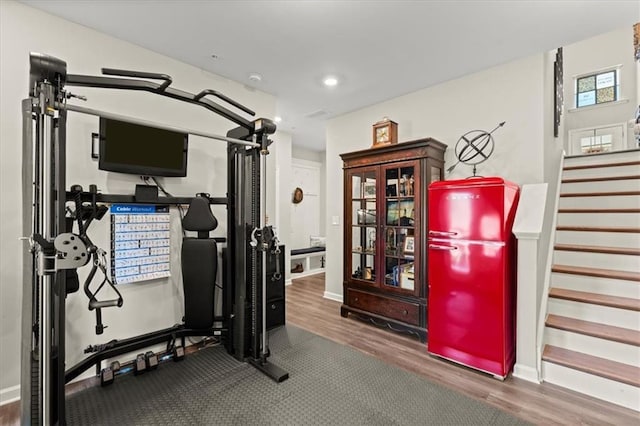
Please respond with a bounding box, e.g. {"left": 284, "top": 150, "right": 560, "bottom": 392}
{"left": 182, "top": 196, "right": 218, "bottom": 234}
{"left": 181, "top": 195, "right": 218, "bottom": 329}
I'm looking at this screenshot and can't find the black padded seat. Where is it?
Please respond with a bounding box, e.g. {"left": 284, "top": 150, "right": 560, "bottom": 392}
{"left": 181, "top": 196, "right": 217, "bottom": 329}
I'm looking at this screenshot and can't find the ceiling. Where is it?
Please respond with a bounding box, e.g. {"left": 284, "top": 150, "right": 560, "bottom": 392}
{"left": 22, "top": 1, "right": 640, "bottom": 151}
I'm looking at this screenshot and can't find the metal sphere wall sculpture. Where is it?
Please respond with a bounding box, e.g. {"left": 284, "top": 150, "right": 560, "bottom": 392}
{"left": 447, "top": 121, "right": 506, "bottom": 177}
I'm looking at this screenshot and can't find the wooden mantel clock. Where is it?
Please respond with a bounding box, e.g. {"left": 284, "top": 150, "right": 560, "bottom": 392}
{"left": 372, "top": 118, "right": 398, "bottom": 148}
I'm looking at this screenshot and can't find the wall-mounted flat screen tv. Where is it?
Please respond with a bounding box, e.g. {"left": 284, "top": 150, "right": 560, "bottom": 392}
{"left": 99, "top": 117, "right": 188, "bottom": 177}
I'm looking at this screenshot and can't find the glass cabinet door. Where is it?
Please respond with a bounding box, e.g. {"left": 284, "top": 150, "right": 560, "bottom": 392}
{"left": 381, "top": 162, "right": 418, "bottom": 295}
{"left": 349, "top": 168, "right": 378, "bottom": 286}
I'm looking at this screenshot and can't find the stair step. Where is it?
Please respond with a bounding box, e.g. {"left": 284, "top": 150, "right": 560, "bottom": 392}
{"left": 556, "top": 226, "right": 640, "bottom": 233}
{"left": 551, "top": 272, "right": 640, "bottom": 299}
{"left": 560, "top": 176, "right": 640, "bottom": 193}
{"left": 541, "top": 360, "right": 640, "bottom": 411}
{"left": 549, "top": 288, "right": 640, "bottom": 311}
{"left": 546, "top": 314, "right": 640, "bottom": 346}
{"left": 548, "top": 297, "right": 638, "bottom": 329}
{"left": 563, "top": 160, "right": 640, "bottom": 171}
{"left": 542, "top": 344, "right": 640, "bottom": 387}
{"left": 545, "top": 327, "right": 640, "bottom": 366}
{"left": 555, "top": 229, "right": 640, "bottom": 249}
{"left": 552, "top": 264, "right": 640, "bottom": 282}
{"left": 554, "top": 249, "right": 640, "bottom": 271}
{"left": 562, "top": 174, "right": 640, "bottom": 183}
{"left": 560, "top": 190, "right": 640, "bottom": 198}
{"left": 562, "top": 164, "right": 640, "bottom": 181}
{"left": 556, "top": 211, "right": 640, "bottom": 228}
{"left": 554, "top": 244, "right": 640, "bottom": 256}
{"left": 558, "top": 194, "right": 640, "bottom": 209}
{"left": 558, "top": 208, "right": 640, "bottom": 214}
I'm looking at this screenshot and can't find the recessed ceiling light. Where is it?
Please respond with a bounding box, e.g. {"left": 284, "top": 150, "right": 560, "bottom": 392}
{"left": 248, "top": 73, "right": 263, "bottom": 82}
{"left": 323, "top": 76, "right": 338, "bottom": 87}
{"left": 274, "top": 116, "right": 282, "bottom": 123}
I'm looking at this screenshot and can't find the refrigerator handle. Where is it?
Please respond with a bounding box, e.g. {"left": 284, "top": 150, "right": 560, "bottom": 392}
{"left": 428, "top": 244, "right": 458, "bottom": 251}
{"left": 428, "top": 230, "right": 458, "bottom": 237}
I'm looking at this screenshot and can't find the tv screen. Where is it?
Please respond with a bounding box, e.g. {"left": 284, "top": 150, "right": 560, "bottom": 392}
{"left": 99, "top": 117, "right": 188, "bottom": 177}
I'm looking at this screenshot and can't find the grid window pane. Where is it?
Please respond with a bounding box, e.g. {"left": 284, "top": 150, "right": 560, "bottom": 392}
{"left": 596, "top": 71, "right": 615, "bottom": 89}
{"left": 577, "top": 91, "right": 596, "bottom": 107}
{"left": 576, "top": 69, "right": 620, "bottom": 108}
{"left": 578, "top": 76, "right": 596, "bottom": 93}
{"left": 596, "top": 86, "right": 615, "bottom": 103}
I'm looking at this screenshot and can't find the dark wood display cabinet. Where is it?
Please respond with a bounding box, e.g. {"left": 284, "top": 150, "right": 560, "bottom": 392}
{"left": 340, "top": 138, "right": 446, "bottom": 342}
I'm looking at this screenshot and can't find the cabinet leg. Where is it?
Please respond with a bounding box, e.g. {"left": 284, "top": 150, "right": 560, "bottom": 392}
{"left": 340, "top": 306, "right": 349, "bottom": 318}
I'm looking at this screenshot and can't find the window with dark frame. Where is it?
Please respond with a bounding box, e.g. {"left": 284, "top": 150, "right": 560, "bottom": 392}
{"left": 575, "top": 69, "right": 619, "bottom": 108}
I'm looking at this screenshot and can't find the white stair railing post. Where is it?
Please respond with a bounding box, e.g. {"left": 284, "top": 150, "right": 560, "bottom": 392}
{"left": 513, "top": 183, "right": 549, "bottom": 383}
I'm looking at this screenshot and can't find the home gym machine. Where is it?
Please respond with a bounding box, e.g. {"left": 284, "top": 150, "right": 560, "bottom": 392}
{"left": 21, "top": 53, "right": 287, "bottom": 425}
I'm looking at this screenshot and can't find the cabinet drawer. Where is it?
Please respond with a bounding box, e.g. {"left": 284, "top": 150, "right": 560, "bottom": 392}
{"left": 347, "top": 289, "right": 419, "bottom": 326}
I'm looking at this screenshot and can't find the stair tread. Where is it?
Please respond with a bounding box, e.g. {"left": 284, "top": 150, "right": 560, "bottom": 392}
{"left": 549, "top": 288, "right": 640, "bottom": 311}
{"left": 542, "top": 345, "right": 640, "bottom": 387}
{"left": 560, "top": 191, "right": 640, "bottom": 197}
{"left": 556, "top": 226, "right": 640, "bottom": 233}
{"left": 558, "top": 208, "right": 640, "bottom": 213}
{"left": 546, "top": 314, "right": 640, "bottom": 346}
{"left": 563, "top": 160, "right": 640, "bottom": 171}
{"left": 554, "top": 243, "right": 640, "bottom": 256}
{"left": 562, "top": 174, "right": 640, "bottom": 183}
{"left": 552, "top": 264, "right": 640, "bottom": 282}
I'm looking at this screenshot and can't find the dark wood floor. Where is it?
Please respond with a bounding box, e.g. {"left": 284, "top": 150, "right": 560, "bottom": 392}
{"left": 2, "top": 273, "right": 638, "bottom": 425}
{"left": 285, "top": 274, "right": 639, "bottom": 426}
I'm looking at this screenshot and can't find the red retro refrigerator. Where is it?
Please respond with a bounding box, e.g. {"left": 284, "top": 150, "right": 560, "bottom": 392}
{"left": 427, "top": 177, "right": 520, "bottom": 379}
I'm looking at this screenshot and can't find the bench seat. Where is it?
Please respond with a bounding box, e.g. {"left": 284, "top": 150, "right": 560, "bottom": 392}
{"left": 291, "top": 247, "right": 325, "bottom": 256}
{"left": 290, "top": 247, "right": 325, "bottom": 278}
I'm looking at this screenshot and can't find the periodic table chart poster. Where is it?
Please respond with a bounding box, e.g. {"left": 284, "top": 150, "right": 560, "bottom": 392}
{"left": 110, "top": 204, "right": 171, "bottom": 284}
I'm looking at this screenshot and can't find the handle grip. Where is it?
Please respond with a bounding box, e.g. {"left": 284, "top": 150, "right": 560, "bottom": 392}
{"left": 89, "top": 299, "right": 122, "bottom": 309}
{"left": 102, "top": 68, "right": 173, "bottom": 90}
{"left": 429, "top": 244, "right": 457, "bottom": 251}
{"left": 428, "top": 230, "right": 458, "bottom": 237}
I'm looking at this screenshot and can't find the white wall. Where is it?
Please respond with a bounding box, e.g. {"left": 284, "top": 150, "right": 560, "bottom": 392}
{"left": 272, "top": 131, "right": 293, "bottom": 282}
{"left": 0, "top": 1, "right": 276, "bottom": 402}
{"left": 292, "top": 146, "right": 327, "bottom": 238}
{"left": 563, "top": 26, "right": 638, "bottom": 150}
{"left": 292, "top": 146, "right": 324, "bottom": 163}
{"left": 542, "top": 48, "right": 566, "bottom": 304}
{"left": 290, "top": 159, "right": 322, "bottom": 250}
{"left": 325, "top": 53, "right": 546, "bottom": 300}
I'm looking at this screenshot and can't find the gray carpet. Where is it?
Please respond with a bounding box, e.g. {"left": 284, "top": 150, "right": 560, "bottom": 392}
{"left": 66, "top": 325, "right": 530, "bottom": 425}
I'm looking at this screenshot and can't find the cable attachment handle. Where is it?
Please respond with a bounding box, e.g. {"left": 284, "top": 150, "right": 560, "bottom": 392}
{"left": 251, "top": 225, "right": 276, "bottom": 251}
{"left": 84, "top": 247, "right": 124, "bottom": 335}
{"left": 270, "top": 237, "right": 282, "bottom": 282}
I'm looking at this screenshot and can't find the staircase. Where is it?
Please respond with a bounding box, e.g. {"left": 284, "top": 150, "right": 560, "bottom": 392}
{"left": 541, "top": 149, "right": 640, "bottom": 411}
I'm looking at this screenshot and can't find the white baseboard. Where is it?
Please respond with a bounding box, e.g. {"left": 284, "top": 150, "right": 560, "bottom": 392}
{"left": 0, "top": 384, "right": 20, "bottom": 406}
{"left": 285, "top": 279, "right": 293, "bottom": 286}
{"left": 323, "top": 291, "right": 342, "bottom": 303}
{"left": 291, "top": 269, "right": 325, "bottom": 279}
{"left": 513, "top": 363, "right": 540, "bottom": 384}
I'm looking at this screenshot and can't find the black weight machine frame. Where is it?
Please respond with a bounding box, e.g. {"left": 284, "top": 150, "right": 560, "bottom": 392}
{"left": 21, "top": 53, "right": 287, "bottom": 426}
